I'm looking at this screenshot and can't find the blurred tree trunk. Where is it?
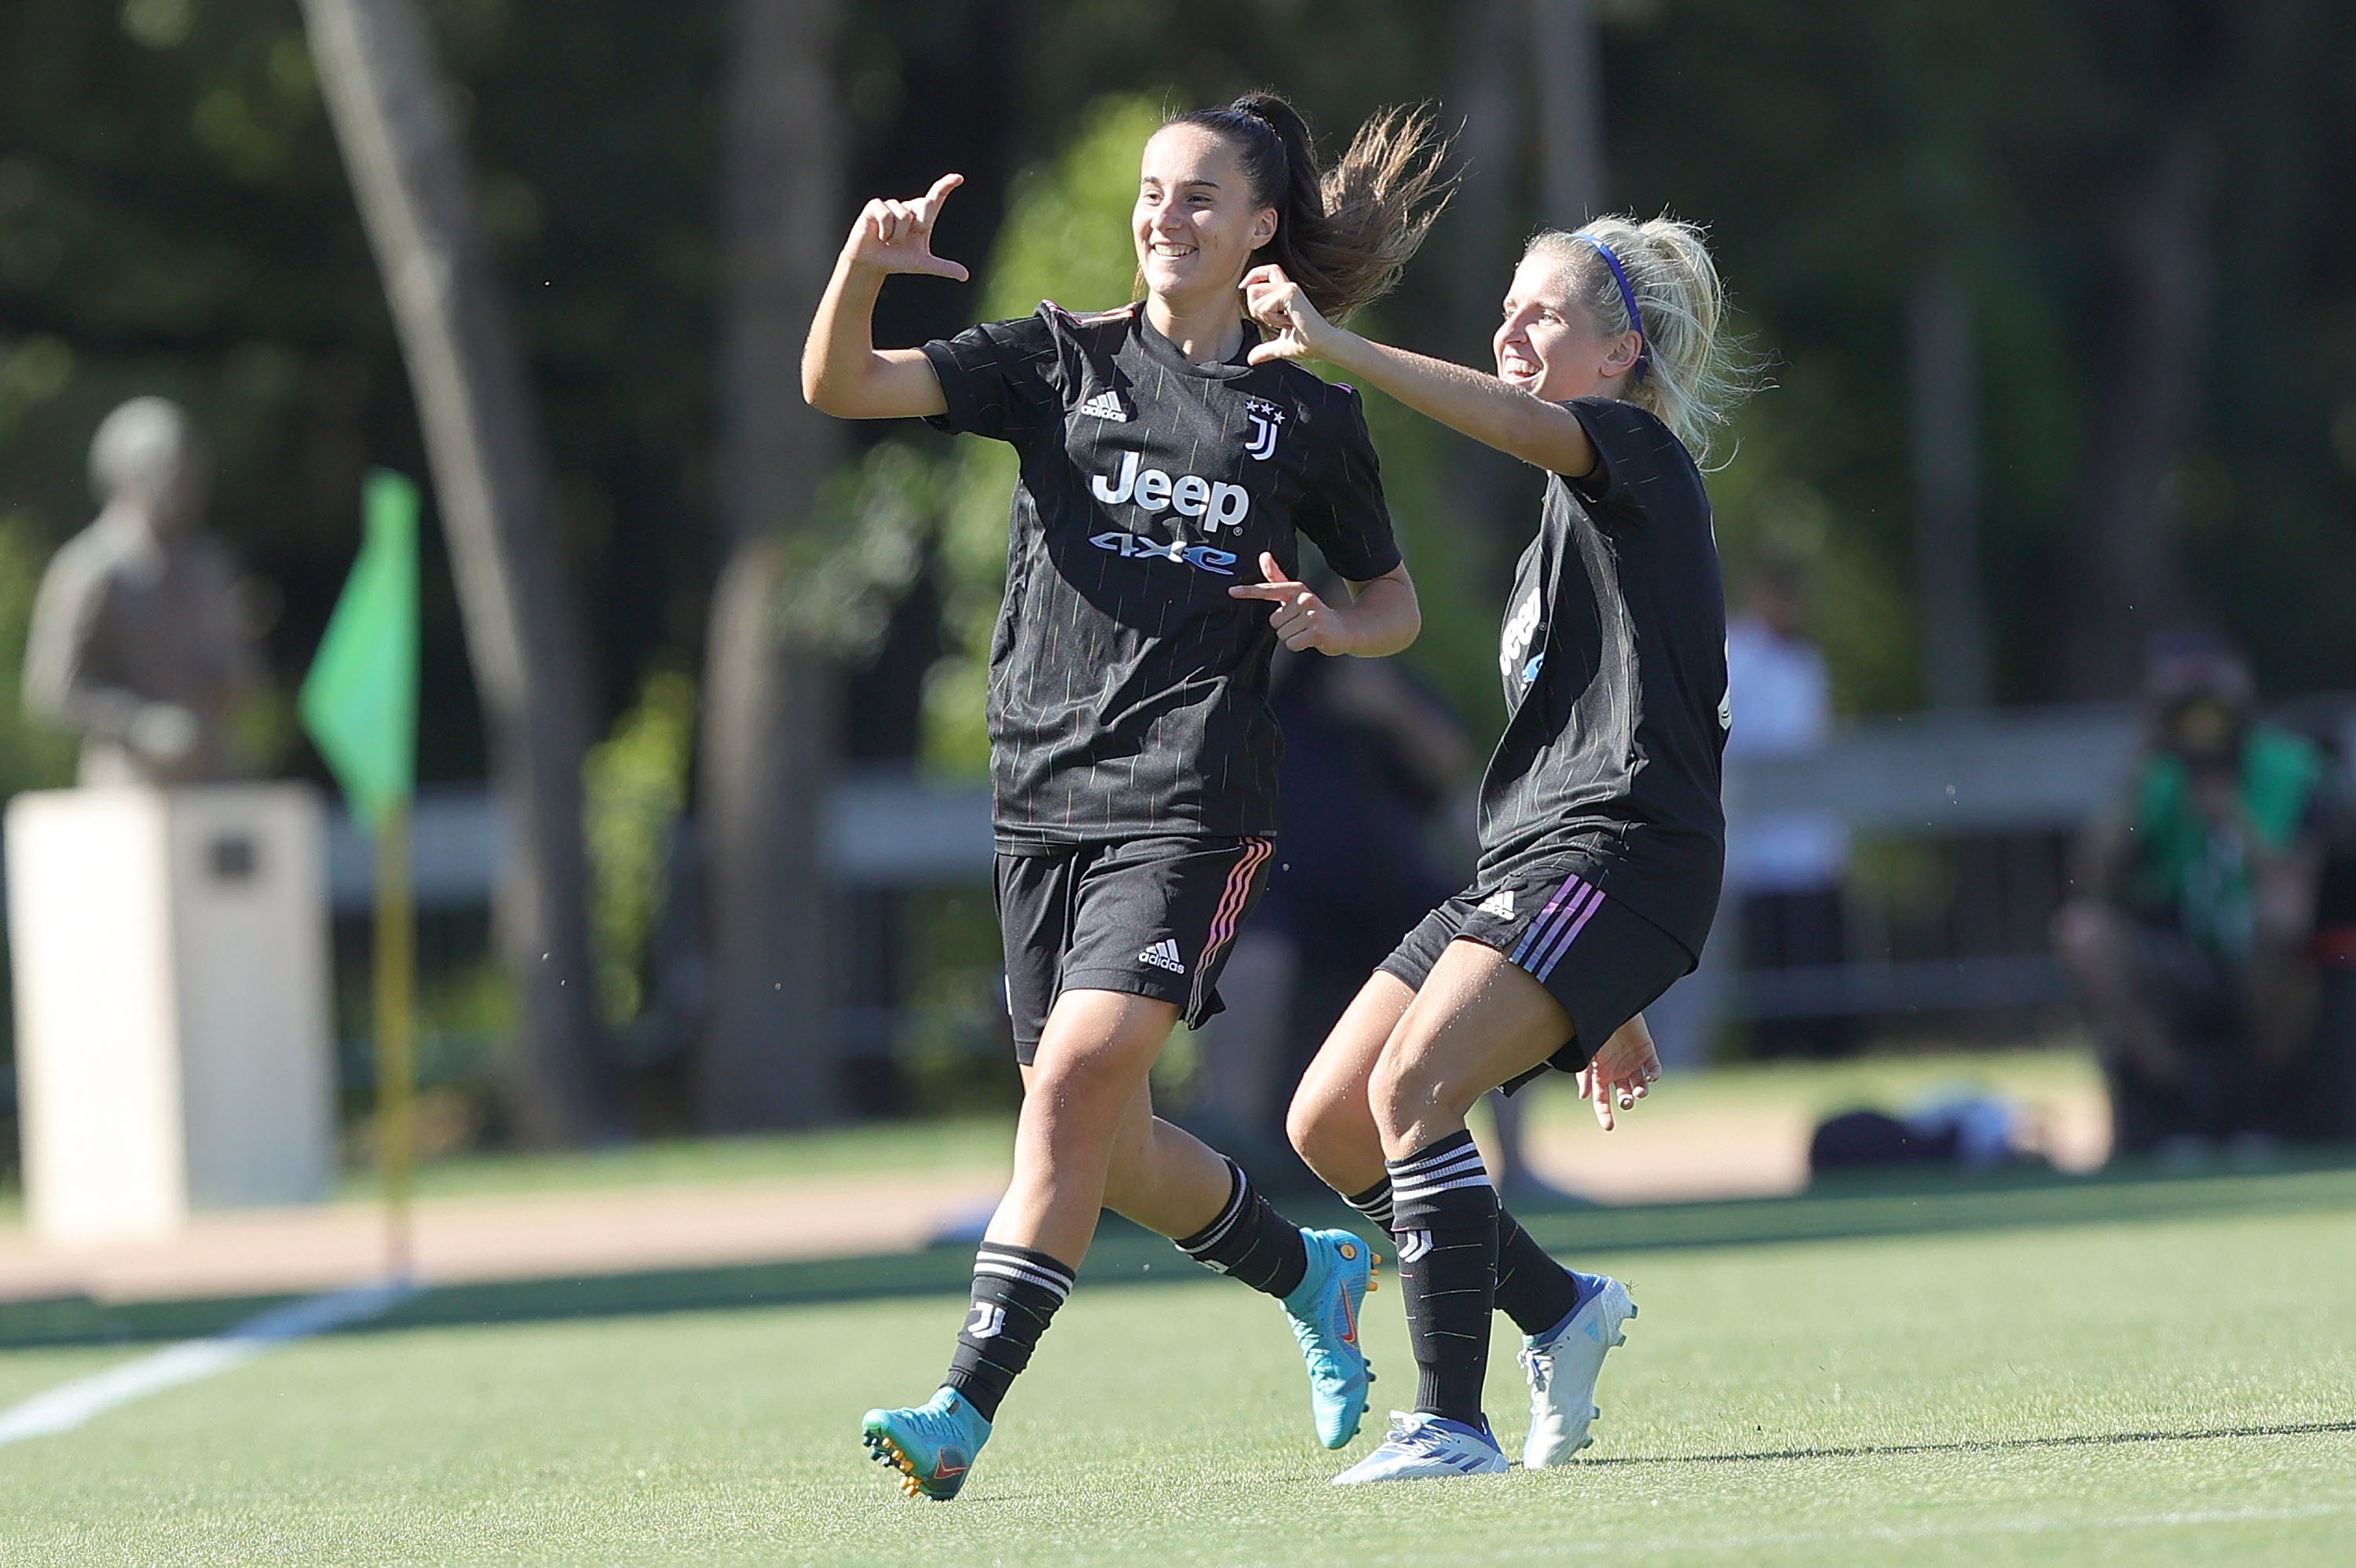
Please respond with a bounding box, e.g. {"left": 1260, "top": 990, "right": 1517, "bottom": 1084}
{"left": 1531, "top": 0, "right": 1605, "bottom": 228}
{"left": 2063, "top": 122, "right": 2219, "bottom": 699}
{"left": 299, "top": 0, "right": 619, "bottom": 1143}
{"left": 1909, "top": 258, "right": 1992, "bottom": 707}
{"left": 697, "top": 0, "right": 846, "bottom": 1131}
{"left": 1442, "top": 0, "right": 1537, "bottom": 568}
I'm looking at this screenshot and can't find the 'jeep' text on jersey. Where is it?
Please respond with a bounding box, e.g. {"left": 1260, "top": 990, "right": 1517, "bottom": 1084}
{"left": 1477, "top": 398, "right": 1730, "bottom": 956}
{"left": 923, "top": 302, "right": 1401, "bottom": 847}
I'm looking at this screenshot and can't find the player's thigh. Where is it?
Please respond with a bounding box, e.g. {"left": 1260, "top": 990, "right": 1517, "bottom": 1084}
{"left": 1025, "top": 987, "right": 1180, "bottom": 1110}
{"left": 1372, "top": 938, "right": 1574, "bottom": 1124}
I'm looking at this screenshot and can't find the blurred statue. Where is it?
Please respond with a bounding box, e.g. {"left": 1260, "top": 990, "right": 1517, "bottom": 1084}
{"left": 22, "top": 397, "right": 265, "bottom": 785}
{"left": 2054, "top": 629, "right": 2331, "bottom": 1157}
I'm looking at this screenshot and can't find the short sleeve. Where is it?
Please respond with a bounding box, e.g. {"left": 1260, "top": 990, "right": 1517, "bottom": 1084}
{"left": 1562, "top": 397, "right": 1696, "bottom": 516}
{"left": 1293, "top": 386, "right": 1403, "bottom": 583}
{"left": 920, "top": 310, "right": 1063, "bottom": 445}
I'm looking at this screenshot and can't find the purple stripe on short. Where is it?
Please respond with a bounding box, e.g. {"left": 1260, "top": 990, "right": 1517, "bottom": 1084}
{"left": 1508, "top": 873, "right": 1589, "bottom": 967}
{"left": 1531, "top": 885, "right": 1609, "bottom": 981}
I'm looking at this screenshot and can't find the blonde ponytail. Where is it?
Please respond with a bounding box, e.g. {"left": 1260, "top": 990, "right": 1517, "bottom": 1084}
{"left": 1527, "top": 214, "right": 1756, "bottom": 467}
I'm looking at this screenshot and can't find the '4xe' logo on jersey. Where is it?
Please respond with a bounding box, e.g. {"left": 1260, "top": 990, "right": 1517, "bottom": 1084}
{"left": 1091, "top": 451, "right": 1252, "bottom": 532}
{"left": 1090, "top": 532, "right": 1238, "bottom": 575}
{"left": 1242, "top": 397, "right": 1286, "bottom": 459}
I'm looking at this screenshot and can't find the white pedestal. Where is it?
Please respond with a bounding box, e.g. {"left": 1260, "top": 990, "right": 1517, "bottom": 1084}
{"left": 5, "top": 784, "right": 335, "bottom": 1241}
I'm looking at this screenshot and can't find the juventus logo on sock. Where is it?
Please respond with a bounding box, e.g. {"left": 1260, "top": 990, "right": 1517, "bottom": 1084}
{"left": 964, "top": 1302, "right": 1006, "bottom": 1340}
{"left": 1396, "top": 1228, "right": 1433, "bottom": 1263}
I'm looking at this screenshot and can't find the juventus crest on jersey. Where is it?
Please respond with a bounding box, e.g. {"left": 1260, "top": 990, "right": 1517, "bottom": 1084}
{"left": 921, "top": 302, "right": 1401, "bottom": 846}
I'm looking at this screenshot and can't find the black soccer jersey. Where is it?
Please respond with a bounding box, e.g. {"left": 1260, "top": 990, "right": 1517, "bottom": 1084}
{"left": 1476, "top": 397, "right": 1731, "bottom": 955}
{"left": 923, "top": 302, "right": 1402, "bottom": 848}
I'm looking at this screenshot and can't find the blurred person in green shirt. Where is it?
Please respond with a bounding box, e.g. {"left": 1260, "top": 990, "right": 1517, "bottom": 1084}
{"left": 2055, "top": 629, "right": 2333, "bottom": 1157}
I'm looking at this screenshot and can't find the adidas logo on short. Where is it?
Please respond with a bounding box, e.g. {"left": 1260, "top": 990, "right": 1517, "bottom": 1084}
{"left": 1138, "top": 939, "right": 1187, "bottom": 974}
{"left": 1076, "top": 389, "right": 1129, "bottom": 422}
{"left": 1477, "top": 888, "right": 1516, "bottom": 919}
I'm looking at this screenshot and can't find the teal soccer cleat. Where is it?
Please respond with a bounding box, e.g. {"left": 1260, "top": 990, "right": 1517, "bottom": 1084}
{"left": 861, "top": 1387, "right": 992, "bottom": 1500}
{"left": 1282, "top": 1227, "right": 1377, "bottom": 1448}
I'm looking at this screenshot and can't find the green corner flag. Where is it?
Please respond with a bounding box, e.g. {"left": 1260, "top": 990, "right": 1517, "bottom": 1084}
{"left": 301, "top": 468, "right": 422, "bottom": 1278}
{"left": 301, "top": 469, "right": 419, "bottom": 831}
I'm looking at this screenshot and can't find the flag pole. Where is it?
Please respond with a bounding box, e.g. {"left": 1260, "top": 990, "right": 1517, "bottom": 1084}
{"left": 375, "top": 799, "right": 415, "bottom": 1280}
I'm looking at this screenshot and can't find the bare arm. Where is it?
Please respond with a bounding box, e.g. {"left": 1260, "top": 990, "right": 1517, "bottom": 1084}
{"left": 1242, "top": 265, "right": 1597, "bottom": 479}
{"left": 800, "top": 174, "right": 969, "bottom": 420}
{"left": 1228, "top": 554, "right": 1420, "bottom": 658}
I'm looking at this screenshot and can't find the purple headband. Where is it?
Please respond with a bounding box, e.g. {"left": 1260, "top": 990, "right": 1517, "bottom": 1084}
{"left": 1576, "top": 234, "right": 1648, "bottom": 386}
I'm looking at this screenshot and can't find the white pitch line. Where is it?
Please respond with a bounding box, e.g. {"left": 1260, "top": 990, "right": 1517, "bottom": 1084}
{"left": 0, "top": 1277, "right": 419, "bottom": 1448}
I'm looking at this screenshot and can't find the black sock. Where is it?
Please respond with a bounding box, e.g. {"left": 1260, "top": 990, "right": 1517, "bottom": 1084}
{"left": 1495, "top": 1207, "right": 1582, "bottom": 1336}
{"left": 1388, "top": 1130, "right": 1498, "bottom": 1427}
{"left": 1354, "top": 1178, "right": 1577, "bottom": 1338}
{"left": 1343, "top": 1177, "right": 1395, "bottom": 1234}
{"left": 941, "top": 1242, "right": 1076, "bottom": 1422}
{"left": 1174, "top": 1159, "right": 1309, "bottom": 1299}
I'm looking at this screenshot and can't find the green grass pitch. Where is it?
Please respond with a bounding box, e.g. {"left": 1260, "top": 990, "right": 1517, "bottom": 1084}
{"left": 4, "top": 1187, "right": 2354, "bottom": 1565}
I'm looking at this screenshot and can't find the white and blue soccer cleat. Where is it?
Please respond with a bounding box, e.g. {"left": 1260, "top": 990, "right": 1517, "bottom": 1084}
{"left": 1517, "top": 1272, "right": 1636, "bottom": 1467}
{"left": 1330, "top": 1410, "right": 1511, "bottom": 1484}
{"left": 1281, "top": 1227, "right": 1377, "bottom": 1448}
{"left": 861, "top": 1386, "right": 992, "bottom": 1500}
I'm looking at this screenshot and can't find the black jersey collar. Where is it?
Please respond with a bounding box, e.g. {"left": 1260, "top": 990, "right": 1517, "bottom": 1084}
{"left": 1132, "top": 305, "right": 1263, "bottom": 382}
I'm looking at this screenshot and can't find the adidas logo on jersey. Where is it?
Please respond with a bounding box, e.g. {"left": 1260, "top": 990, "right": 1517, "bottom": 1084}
{"left": 1138, "top": 939, "right": 1187, "bottom": 974}
{"left": 1477, "top": 888, "right": 1516, "bottom": 919}
{"left": 1091, "top": 450, "right": 1252, "bottom": 532}
{"left": 1076, "top": 389, "right": 1129, "bottom": 422}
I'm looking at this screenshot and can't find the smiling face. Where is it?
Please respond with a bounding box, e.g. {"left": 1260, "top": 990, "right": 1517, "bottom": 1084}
{"left": 1133, "top": 124, "right": 1279, "bottom": 315}
{"left": 1493, "top": 250, "right": 1641, "bottom": 404}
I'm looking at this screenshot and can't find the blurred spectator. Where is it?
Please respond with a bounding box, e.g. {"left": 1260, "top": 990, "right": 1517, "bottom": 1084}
{"left": 1724, "top": 557, "right": 1857, "bottom": 1058}
{"left": 1188, "top": 644, "right": 1582, "bottom": 1201}
{"left": 1191, "top": 648, "right": 1467, "bottom": 1186}
{"left": 2054, "top": 629, "right": 2332, "bottom": 1156}
{"left": 21, "top": 398, "right": 265, "bottom": 784}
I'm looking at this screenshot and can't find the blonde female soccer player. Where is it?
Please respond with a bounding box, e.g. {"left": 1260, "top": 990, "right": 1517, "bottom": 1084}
{"left": 1249, "top": 215, "right": 1751, "bottom": 1482}
{"left": 803, "top": 93, "right": 1449, "bottom": 1499}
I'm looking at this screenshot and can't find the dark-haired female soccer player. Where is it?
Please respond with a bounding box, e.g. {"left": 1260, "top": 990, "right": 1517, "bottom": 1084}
{"left": 1247, "top": 214, "right": 1751, "bottom": 1482}
{"left": 803, "top": 93, "right": 1451, "bottom": 1500}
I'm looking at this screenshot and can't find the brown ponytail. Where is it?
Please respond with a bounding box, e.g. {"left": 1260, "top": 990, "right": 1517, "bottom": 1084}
{"left": 1167, "top": 92, "right": 1452, "bottom": 323}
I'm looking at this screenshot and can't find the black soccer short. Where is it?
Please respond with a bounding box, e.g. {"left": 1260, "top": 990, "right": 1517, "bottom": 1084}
{"left": 1379, "top": 863, "right": 1696, "bottom": 1085}
{"left": 994, "top": 835, "right": 1275, "bottom": 1062}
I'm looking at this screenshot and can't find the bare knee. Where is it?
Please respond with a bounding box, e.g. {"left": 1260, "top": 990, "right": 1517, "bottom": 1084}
{"left": 1367, "top": 1044, "right": 1447, "bottom": 1148}
{"left": 1286, "top": 1084, "right": 1380, "bottom": 1191}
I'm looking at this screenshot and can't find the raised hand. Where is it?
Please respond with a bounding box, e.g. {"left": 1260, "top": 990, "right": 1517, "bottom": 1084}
{"left": 1574, "top": 1013, "right": 1663, "bottom": 1132}
{"left": 843, "top": 173, "right": 971, "bottom": 282}
{"left": 1228, "top": 551, "right": 1355, "bottom": 653}
{"left": 1242, "top": 265, "right": 1337, "bottom": 364}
